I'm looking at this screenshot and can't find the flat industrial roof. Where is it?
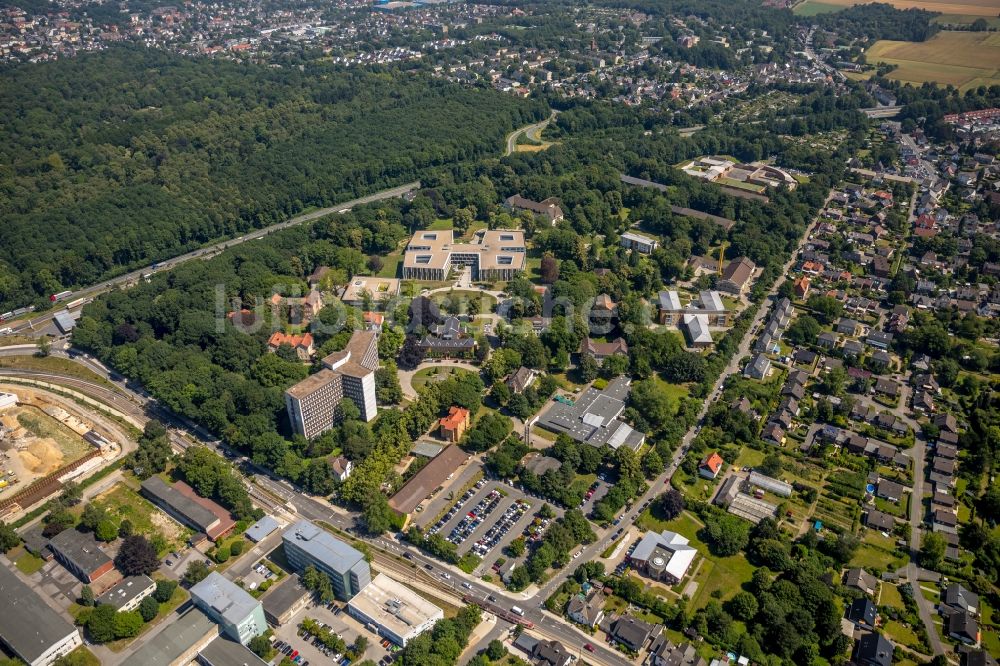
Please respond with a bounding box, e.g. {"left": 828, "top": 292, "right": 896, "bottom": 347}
{"left": 48, "top": 528, "right": 112, "bottom": 575}
{"left": 97, "top": 575, "right": 155, "bottom": 611}
{"left": 198, "top": 635, "right": 269, "bottom": 666}
{"left": 388, "top": 445, "right": 470, "bottom": 515}
{"left": 0, "top": 564, "right": 79, "bottom": 665}
{"left": 283, "top": 520, "right": 366, "bottom": 575}
{"left": 261, "top": 574, "right": 310, "bottom": 620}
{"left": 191, "top": 572, "right": 261, "bottom": 626}
{"left": 245, "top": 516, "right": 280, "bottom": 543}
{"left": 347, "top": 573, "right": 443, "bottom": 638}
{"left": 120, "top": 607, "right": 218, "bottom": 666}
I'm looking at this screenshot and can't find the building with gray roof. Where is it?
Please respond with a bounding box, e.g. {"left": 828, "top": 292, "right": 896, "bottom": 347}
{"left": 190, "top": 572, "right": 267, "bottom": 645}
{"left": 196, "top": 635, "right": 269, "bottom": 666}
{"left": 0, "top": 564, "right": 82, "bottom": 666}
{"left": 47, "top": 528, "right": 114, "bottom": 583}
{"left": 97, "top": 575, "right": 156, "bottom": 612}
{"left": 245, "top": 515, "right": 280, "bottom": 543}
{"left": 535, "top": 377, "right": 644, "bottom": 451}
{"left": 261, "top": 574, "right": 311, "bottom": 626}
{"left": 120, "top": 607, "right": 218, "bottom": 666}
{"left": 141, "top": 476, "right": 221, "bottom": 538}
{"left": 282, "top": 520, "right": 371, "bottom": 600}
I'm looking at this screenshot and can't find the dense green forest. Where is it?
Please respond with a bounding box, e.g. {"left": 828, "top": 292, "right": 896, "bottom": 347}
{"left": 0, "top": 47, "right": 546, "bottom": 310}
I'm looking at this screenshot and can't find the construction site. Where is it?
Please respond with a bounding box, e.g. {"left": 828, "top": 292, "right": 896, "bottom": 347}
{"left": 0, "top": 386, "right": 122, "bottom": 519}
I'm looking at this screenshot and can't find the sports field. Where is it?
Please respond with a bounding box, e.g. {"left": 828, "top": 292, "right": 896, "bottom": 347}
{"left": 794, "top": 0, "right": 1000, "bottom": 14}
{"left": 865, "top": 31, "right": 1000, "bottom": 90}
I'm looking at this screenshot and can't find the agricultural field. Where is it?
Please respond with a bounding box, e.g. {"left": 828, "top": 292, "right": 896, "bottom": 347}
{"left": 795, "top": 0, "right": 1000, "bottom": 15}
{"left": 865, "top": 31, "right": 1000, "bottom": 91}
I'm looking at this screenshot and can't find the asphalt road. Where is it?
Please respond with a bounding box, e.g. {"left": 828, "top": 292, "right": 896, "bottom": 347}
{"left": 4, "top": 181, "right": 420, "bottom": 337}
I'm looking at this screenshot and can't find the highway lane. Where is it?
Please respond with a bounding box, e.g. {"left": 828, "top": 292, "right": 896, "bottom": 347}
{"left": 5, "top": 181, "right": 420, "bottom": 337}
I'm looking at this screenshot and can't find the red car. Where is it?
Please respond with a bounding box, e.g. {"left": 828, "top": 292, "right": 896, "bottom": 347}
{"left": 584, "top": 644, "right": 595, "bottom": 653}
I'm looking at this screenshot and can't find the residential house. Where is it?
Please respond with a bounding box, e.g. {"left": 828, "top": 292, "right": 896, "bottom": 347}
{"left": 439, "top": 406, "right": 470, "bottom": 443}
{"left": 844, "top": 568, "right": 878, "bottom": 596}
{"left": 647, "top": 635, "right": 705, "bottom": 666}
{"left": 506, "top": 367, "right": 538, "bottom": 394}
{"left": 699, "top": 452, "right": 724, "bottom": 480}
{"left": 330, "top": 456, "right": 352, "bottom": 482}
{"left": 718, "top": 257, "right": 756, "bottom": 295}
{"left": 580, "top": 337, "right": 628, "bottom": 364}
{"left": 854, "top": 632, "right": 893, "bottom": 666}
{"left": 949, "top": 612, "right": 980, "bottom": 646}
{"left": 744, "top": 354, "right": 771, "bottom": 380}
{"left": 620, "top": 231, "right": 660, "bottom": 254}
{"left": 267, "top": 332, "right": 315, "bottom": 361}
{"left": 566, "top": 589, "right": 605, "bottom": 628}
{"left": 876, "top": 479, "right": 904, "bottom": 502}
{"left": 846, "top": 598, "right": 878, "bottom": 630}
{"left": 607, "top": 615, "right": 661, "bottom": 652}
{"left": 944, "top": 584, "right": 979, "bottom": 616}
{"left": 505, "top": 194, "right": 564, "bottom": 225}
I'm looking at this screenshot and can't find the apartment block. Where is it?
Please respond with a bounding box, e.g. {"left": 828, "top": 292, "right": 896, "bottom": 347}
{"left": 285, "top": 330, "right": 379, "bottom": 437}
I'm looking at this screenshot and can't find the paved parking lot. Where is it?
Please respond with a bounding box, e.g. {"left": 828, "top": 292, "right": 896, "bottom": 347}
{"left": 417, "top": 479, "right": 562, "bottom": 578}
{"left": 413, "top": 462, "right": 485, "bottom": 530}
{"left": 159, "top": 547, "right": 210, "bottom": 581}
{"left": 272, "top": 601, "right": 395, "bottom": 666}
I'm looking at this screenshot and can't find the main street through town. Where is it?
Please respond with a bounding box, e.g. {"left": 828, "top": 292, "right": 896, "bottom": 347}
{"left": 0, "top": 186, "right": 835, "bottom": 666}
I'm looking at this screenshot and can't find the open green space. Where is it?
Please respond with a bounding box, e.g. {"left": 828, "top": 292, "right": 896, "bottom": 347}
{"left": 15, "top": 551, "right": 45, "bottom": 574}
{"left": 411, "top": 366, "right": 478, "bottom": 392}
{"left": 793, "top": 1, "right": 846, "bottom": 15}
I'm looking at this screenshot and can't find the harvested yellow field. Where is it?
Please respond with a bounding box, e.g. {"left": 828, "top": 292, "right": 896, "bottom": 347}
{"left": 866, "top": 31, "right": 1000, "bottom": 90}
{"left": 796, "top": 0, "right": 1000, "bottom": 15}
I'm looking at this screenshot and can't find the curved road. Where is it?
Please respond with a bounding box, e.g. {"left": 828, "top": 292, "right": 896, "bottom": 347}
{"left": 504, "top": 111, "right": 558, "bottom": 156}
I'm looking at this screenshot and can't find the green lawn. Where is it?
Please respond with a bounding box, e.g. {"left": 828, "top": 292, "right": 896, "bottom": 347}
{"left": 636, "top": 510, "right": 753, "bottom": 608}
{"left": 412, "top": 366, "right": 477, "bottom": 392}
{"left": 734, "top": 448, "right": 766, "bottom": 469}
{"left": 882, "top": 620, "right": 921, "bottom": 651}
{"left": 850, "top": 542, "right": 905, "bottom": 572}
{"left": 15, "top": 551, "right": 45, "bottom": 574}
{"left": 880, "top": 583, "right": 904, "bottom": 610}
{"left": 377, "top": 253, "right": 402, "bottom": 278}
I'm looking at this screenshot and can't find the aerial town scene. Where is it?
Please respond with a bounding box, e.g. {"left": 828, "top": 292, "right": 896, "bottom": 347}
{"left": 1, "top": 0, "right": 999, "bottom": 665}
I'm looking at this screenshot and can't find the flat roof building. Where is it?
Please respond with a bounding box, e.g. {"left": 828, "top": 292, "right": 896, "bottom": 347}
{"left": 347, "top": 573, "right": 443, "bottom": 646}
{"left": 97, "top": 575, "right": 156, "bottom": 612}
{"left": 282, "top": 520, "right": 371, "bottom": 600}
{"left": 0, "top": 564, "right": 82, "bottom": 666}
{"left": 245, "top": 516, "right": 280, "bottom": 543}
{"left": 120, "top": 607, "right": 218, "bottom": 666}
{"left": 620, "top": 231, "right": 660, "bottom": 254}
{"left": 340, "top": 276, "right": 401, "bottom": 306}
{"left": 285, "top": 330, "right": 379, "bottom": 437}
{"left": 47, "top": 528, "right": 114, "bottom": 583}
{"left": 536, "top": 376, "right": 644, "bottom": 451}
{"left": 261, "top": 574, "right": 311, "bottom": 626}
{"left": 402, "top": 229, "right": 526, "bottom": 282}
{"left": 196, "top": 636, "right": 269, "bottom": 666}
{"left": 190, "top": 572, "right": 267, "bottom": 646}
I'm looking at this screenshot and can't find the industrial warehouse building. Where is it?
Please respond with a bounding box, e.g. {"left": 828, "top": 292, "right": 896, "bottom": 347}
{"left": 347, "top": 573, "right": 443, "bottom": 646}
{"left": 282, "top": 520, "right": 371, "bottom": 600}
{"left": 0, "top": 564, "right": 82, "bottom": 666}
{"left": 140, "top": 476, "right": 236, "bottom": 543}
